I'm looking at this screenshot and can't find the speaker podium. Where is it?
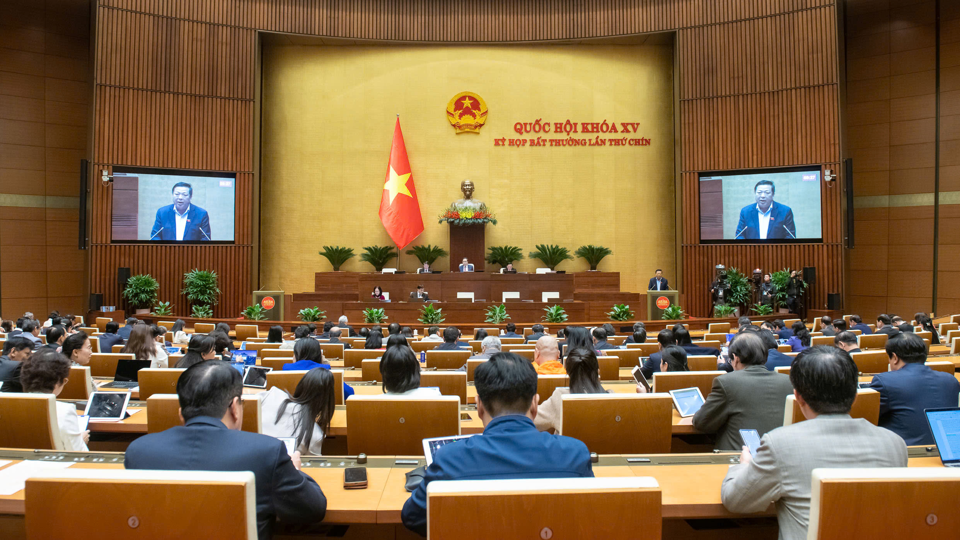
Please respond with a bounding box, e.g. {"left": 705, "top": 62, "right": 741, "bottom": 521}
{"left": 646, "top": 290, "right": 679, "bottom": 320}
{"left": 252, "top": 290, "right": 284, "bottom": 321}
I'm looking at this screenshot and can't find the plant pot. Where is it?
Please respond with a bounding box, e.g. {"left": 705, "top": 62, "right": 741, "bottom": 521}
{"left": 135, "top": 308, "right": 151, "bottom": 315}
{"left": 778, "top": 308, "right": 790, "bottom": 314}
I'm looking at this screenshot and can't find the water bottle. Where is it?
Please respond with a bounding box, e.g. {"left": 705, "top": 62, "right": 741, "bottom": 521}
{"left": 420, "top": 351, "right": 426, "bottom": 364}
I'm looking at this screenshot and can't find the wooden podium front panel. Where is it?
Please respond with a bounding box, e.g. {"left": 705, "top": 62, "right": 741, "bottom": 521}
{"left": 449, "top": 224, "right": 485, "bottom": 272}
{"left": 647, "top": 290, "right": 679, "bottom": 320}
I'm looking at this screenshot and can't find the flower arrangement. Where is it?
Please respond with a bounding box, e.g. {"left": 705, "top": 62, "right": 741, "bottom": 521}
{"left": 438, "top": 203, "right": 497, "bottom": 225}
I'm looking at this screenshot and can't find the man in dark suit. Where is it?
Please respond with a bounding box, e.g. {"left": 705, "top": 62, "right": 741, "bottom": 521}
{"left": 42, "top": 326, "right": 65, "bottom": 351}
{"left": 0, "top": 337, "right": 33, "bottom": 392}
{"left": 875, "top": 314, "right": 901, "bottom": 338}
{"left": 401, "top": 353, "right": 593, "bottom": 536}
{"left": 819, "top": 316, "right": 836, "bottom": 336}
{"left": 735, "top": 180, "right": 796, "bottom": 240}
{"left": 833, "top": 331, "right": 861, "bottom": 354}
{"left": 674, "top": 327, "right": 722, "bottom": 359}
{"left": 327, "top": 328, "right": 351, "bottom": 349}
{"left": 20, "top": 320, "right": 42, "bottom": 350}
{"left": 458, "top": 257, "right": 474, "bottom": 272}
{"left": 150, "top": 182, "right": 212, "bottom": 241}
{"left": 648, "top": 269, "right": 669, "bottom": 291}
{"left": 435, "top": 326, "right": 469, "bottom": 350}
{"left": 317, "top": 321, "right": 334, "bottom": 339}
{"left": 869, "top": 333, "right": 960, "bottom": 445}
{"left": 99, "top": 321, "right": 124, "bottom": 352}
{"left": 501, "top": 322, "right": 523, "bottom": 339}
{"left": 336, "top": 316, "right": 356, "bottom": 337}
{"left": 693, "top": 332, "right": 794, "bottom": 450}
{"left": 523, "top": 324, "right": 546, "bottom": 344}
{"left": 774, "top": 319, "right": 793, "bottom": 340}
{"left": 117, "top": 317, "right": 138, "bottom": 341}
{"left": 592, "top": 327, "right": 615, "bottom": 351}
{"left": 408, "top": 285, "right": 430, "bottom": 302}
{"left": 891, "top": 316, "right": 914, "bottom": 333}
{"left": 623, "top": 322, "right": 646, "bottom": 344}
{"left": 761, "top": 329, "right": 793, "bottom": 371}
{"left": 849, "top": 315, "right": 872, "bottom": 335}
{"left": 125, "top": 361, "right": 326, "bottom": 539}
{"left": 640, "top": 329, "right": 677, "bottom": 379}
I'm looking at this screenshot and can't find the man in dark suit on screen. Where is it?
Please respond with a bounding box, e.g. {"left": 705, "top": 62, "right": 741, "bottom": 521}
{"left": 150, "top": 182, "right": 212, "bottom": 241}
{"left": 735, "top": 180, "right": 796, "bottom": 240}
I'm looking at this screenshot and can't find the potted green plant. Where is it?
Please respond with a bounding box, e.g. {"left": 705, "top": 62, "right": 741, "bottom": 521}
{"left": 607, "top": 304, "right": 634, "bottom": 321}
{"left": 661, "top": 305, "right": 685, "bottom": 320}
{"left": 360, "top": 245, "right": 398, "bottom": 272}
{"left": 418, "top": 303, "right": 445, "bottom": 324}
{"left": 182, "top": 269, "right": 221, "bottom": 318}
{"left": 122, "top": 274, "right": 160, "bottom": 314}
{"left": 406, "top": 244, "right": 449, "bottom": 268}
{"left": 575, "top": 245, "right": 612, "bottom": 271}
{"left": 242, "top": 304, "right": 268, "bottom": 320}
{"left": 542, "top": 305, "right": 568, "bottom": 323}
{"left": 724, "top": 267, "right": 752, "bottom": 314}
{"left": 751, "top": 303, "right": 773, "bottom": 316}
{"left": 362, "top": 307, "right": 387, "bottom": 324}
{"left": 485, "top": 304, "right": 510, "bottom": 323}
{"left": 770, "top": 268, "right": 805, "bottom": 313}
{"left": 298, "top": 307, "right": 326, "bottom": 322}
{"left": 485, "top": 246, "right": 524, "bottom": 269}
{"left": 714, "top": 304, "right": 737, "bottom": 318}
{"left": 529, "top": 244, "right": 573, "bottom": 271}
{"left": 319, "top": 246, "right": 355, "bottom": 271}
{"left": 152, "top": 301, "right": 173, "bottom": 316}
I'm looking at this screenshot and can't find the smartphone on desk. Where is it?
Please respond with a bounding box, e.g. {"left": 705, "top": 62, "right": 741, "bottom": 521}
{"left": 740, "top": 429, "right": 762, "bottom": 457}
{"left": 344, "top": 467, "right": 368, "bottom": 489}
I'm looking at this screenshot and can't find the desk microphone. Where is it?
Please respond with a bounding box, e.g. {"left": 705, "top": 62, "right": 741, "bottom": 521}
{"left": 734, "top": 224, "right": 748, "bottom": 239}
{"left": 150, "top": 227, "right": 164, "bottom": 240}
{"left": 782, "top": 225, "right": 796, "bottom": 239}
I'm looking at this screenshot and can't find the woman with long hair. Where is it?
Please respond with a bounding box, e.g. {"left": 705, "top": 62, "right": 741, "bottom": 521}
{"left": 562, "top": 326, "right": 595, "bottom": 357}
{"left": 535, "top": 348, "right": 607, "bottom": 433}
{"left": 175, "top": 334, "right": 216, "bottom": 368}
{"left": 260, "top": 367, "right": 335, "bottom": 455}
{"left": 787, "top": 320, "right": 811, "bottom": 352}
{"left": 660, "top": 345, "right": 690, "bottom": 372}
{"left": 379, "top": 345, "right": 440, "bottom": 396}
{"left": 266, "top": 325, "right": 284, "bottom": 344}
{"left": 915, "top": 312, "right": 940, "bottom": 345}
{"left": 120, "top": 324, "right": 168, "bottom": 368}
{"left": 364, "top": 332, "right": 383, "bottom": 350}
{"left": 170, "top": 319, "right": 190, "bottom": 345}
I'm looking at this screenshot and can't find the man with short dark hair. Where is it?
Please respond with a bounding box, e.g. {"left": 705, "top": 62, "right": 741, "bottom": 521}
{"left": 117, "top": 317, "right": 138, "bottom": 341}
{"left": 819, "top": 316, "right": 836, "bottom": 336}
{"left": 401, "top": 353, "right": 593, "bottom": 536}
{"left": 849, "top": 314, "right": 872, "bottom": 335}
{"left": 327, "top": 328, "right": 351, "bottom": 349}
{"left": 592, "top": 327, "right": 614, "bottom": 351}
{"left": 640, "top": 329, "right": 677, "bottom": 379}
{"left": 20, "top": 320, "right": 42, "bottom": 350}
{"left": 99, "top": 321, "right": 124, "bottom": 352}
{"left": 773, "top": 319, "right": 793, "bottom": 340}
{"left": 502, "top": 322, "right": 522, "bottom": 338}
{"left": 150, "top": 181, "right": 212, "bottom": 241}
{"left": 869, "top": 333, "right": 960, "bottom": 445}
{"left": 624, "top": 322, "right": 646, "bottom": 344}
{"left": 0, "top": 336, "right": 33, "bottom": 392}
{"left": 833, "top": 331, "right": 860, "bottom": 353}
{"left": 317, "top": 321, "right": 334, "bottom": 339}
{"left": 421, "top": 325, "right": 442, "bottom": 342}
{"left": 9, "top": 318, "right": 25, "bottom": 337}
{"left": 409, "top": 285, "right": 430, "bottom": 302}
{"left": 435, "top": 326, "right": 467, "bottom": 350}
{"left": 693, "top": 332, "right": 794, "bottom": 450}
{"left": 735, "top": 180, "right": 796, "bottom": 240}
{"left": 738, "top": 316, "right": 752, "bottom": 329}
{"left": 891, "top": 316, "right": 913, "bottom": 333}
{"left": 387, "top": 322, "right": 401, "bottom": 336}
{"left": 875, "top": 314, "right": 900, "bottom": 338}
{"left": 648, "top": 269, "right": 669, "bottom": 291}
{"left": 761, "top": 329, "right": 793, "bottom": 371}
{"left": 523, "top": 324, "right": 546, "bottom": 344}
{"left": 43, "top": 326, "right": 66, "bottom": 351}
{"left": 832, "top": 319, "right": 847, "bottom": 334}
{"left": 721, "top": 346, "right": 907, "bottom": 539}
{"left": 125, "top": 361, "right": 326, "bottom": 539}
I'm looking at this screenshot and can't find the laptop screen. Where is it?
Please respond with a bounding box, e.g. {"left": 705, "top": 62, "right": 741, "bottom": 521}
{"left": 926, "top": 408, "right": 960, "bottom": 464}
{"left": 114, "top": 359, "right": 152, "bottom": 382}
{"left": 230, "top": 349, "right": 257, "bottom": 365}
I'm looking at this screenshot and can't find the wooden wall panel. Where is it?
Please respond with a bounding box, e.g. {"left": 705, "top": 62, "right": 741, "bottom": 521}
{"left": 89, "top": 0, "right": 842, "bottom": 320}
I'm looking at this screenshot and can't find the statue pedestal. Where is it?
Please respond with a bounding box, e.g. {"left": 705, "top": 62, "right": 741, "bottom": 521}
{"left": 449, "top": 224, "right": 485, "bottom": 272}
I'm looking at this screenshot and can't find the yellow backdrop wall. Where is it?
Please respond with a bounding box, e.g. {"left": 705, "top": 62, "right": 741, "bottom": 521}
{"left": 260, "top": 44, "right": 675, "bottom": 294}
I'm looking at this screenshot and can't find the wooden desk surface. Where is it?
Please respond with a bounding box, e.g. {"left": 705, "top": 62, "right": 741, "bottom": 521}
{"left": 0, "top": 452, "right": 944, "bottom": 523}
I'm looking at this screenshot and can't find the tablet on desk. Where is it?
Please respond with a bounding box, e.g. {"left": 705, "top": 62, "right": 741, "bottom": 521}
{"left": 84, "top": 392, "right": 131, "bottom": 421}
{"left": 422, "top": 435, "right": 474, "bottom": 466}
{"left": 669, "top": 387, "right": 705, "bottom": 418}
{"left": 242, "top": 366, "right": 272, "bottom": 388}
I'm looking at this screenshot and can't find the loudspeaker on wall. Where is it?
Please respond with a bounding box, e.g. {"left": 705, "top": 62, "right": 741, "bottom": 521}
{"left": 803, "top": 267, "right": 816, "bottom": 285}
{"left": 117, "top": 267, "right": 131, "bottom": 286}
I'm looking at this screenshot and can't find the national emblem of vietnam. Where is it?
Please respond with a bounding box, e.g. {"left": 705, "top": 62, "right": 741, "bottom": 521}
{"left": 446, "top": 92, "right": 488, "bottom": 134}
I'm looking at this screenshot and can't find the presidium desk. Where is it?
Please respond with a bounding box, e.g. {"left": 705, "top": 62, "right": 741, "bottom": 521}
{"left": 288, "top": 271, "right": 643, "bottom": 323}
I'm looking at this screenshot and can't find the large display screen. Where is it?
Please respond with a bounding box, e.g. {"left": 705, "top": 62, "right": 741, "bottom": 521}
{"left": 111, "top": 168, "right": 236, "bottom": 243}
{"left": 698, "top": 166, "right": 822, "bottom": 243}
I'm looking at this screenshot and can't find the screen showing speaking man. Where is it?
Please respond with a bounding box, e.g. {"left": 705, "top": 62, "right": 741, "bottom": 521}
{"left": 698, "top": 167, "right": 822, "bottom": 242}
{"left": 111, "top": 168, "right": 236, "bottom": 243}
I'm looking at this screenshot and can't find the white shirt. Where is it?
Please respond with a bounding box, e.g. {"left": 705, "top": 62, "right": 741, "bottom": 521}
{"left": 655, "top": 278, "right": 663, "bottom": 291}
{"left": 55, "top": 401, "right": 88, "bottom": 451}
{"left": 175, "top": 205, "right": 190, "bottom": 241}
{"left": 259, "top": 386, "right": 325, "bottom": 455}
{"left": 421, "top": 334, "right": 443, "bottom": 342}
{"left": 384, "top": 387, "right": 443, "bottom": 398}
{"left": 460, "top": 264, "right": 474, "bottom": 272}
{"left": 757, "top": 204, "right": 773, "bottom": 239}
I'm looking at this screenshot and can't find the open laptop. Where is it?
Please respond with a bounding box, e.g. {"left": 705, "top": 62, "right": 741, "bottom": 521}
{"left": 230, "top": 349, "right": 257, "bottom": 366}
{"left": 100, "top": 359, "right": 152, "bottom": 388}
{"left": 669, "top": 387, "right": 706, "bottom": 418}
{"left": 925, "top": 408, "right": 960, "bottom": 468}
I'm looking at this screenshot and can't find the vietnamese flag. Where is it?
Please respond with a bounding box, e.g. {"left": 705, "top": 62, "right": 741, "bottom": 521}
{"left": 378, "top": 118, "right": 424, "bottom": 249}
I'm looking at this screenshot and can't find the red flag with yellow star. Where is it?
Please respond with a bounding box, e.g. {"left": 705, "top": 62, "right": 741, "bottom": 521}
{"left": 379, "top": 118, "right": 424, "bottom": 249}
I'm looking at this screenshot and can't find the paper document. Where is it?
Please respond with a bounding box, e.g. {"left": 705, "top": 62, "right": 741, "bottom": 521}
{"left": 0, "top": 461, "right": 74, "bottom": 495}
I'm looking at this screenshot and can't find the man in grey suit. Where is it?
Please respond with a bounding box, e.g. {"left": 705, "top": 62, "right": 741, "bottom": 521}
{"left": 693, "top": 332, "right": 794, "bottom": 450}
{"left": 721, "top": 346, "right": 907, "bottom": 540}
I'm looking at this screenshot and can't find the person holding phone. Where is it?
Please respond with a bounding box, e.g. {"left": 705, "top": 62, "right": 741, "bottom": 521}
{"left": 720, "top": 346, "right": 907, "bottom": 539}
